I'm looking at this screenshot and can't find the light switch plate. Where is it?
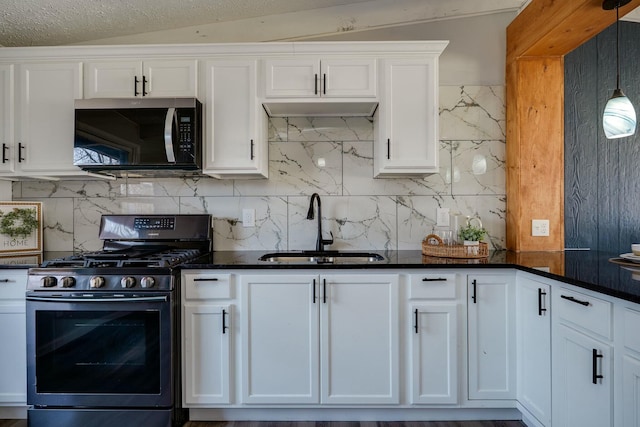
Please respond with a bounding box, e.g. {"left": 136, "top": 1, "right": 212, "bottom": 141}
{"left": 242, "top": 208, "right": 256, "bottom": 227}
{"left": 436, "top": 208, "right": 450, "bottom": 227}
{"left": 532, "top": 219, "right": 549, "bottom": 237}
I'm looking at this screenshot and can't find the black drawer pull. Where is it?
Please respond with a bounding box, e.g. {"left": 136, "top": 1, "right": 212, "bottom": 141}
{"left": 312, "top": 279, "right": 317, "bottom": 304}
{"left": 2, "top": 143, "right": 7, "bottom": 163}
{"left": 422, "top": 277, "right": 447, "bottom": 282}
{"left": 134, "top": 76, "right": 140, "bottom": 96}
{"left": 561, "top": 294, "right": 590, "bottom": 306}
{"left": 414, "top": 308, "right": 419, "bottom": 334}
{"left": 538, "top": 288, "right": 547, "bottom": 316}
{"left": 222, "top": 309, "right": 229, "bottom": 334}
{"left": 193, "top": 278, "right": 219, "bottom": 282}
{"left": 592, "top": 349, "right": 603, "bottom": 384}
{"left": 471, "top": 279, "right": 477, "bottom": 303}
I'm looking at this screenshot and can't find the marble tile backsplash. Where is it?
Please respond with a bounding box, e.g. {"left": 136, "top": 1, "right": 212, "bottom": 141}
{"left": 12, "top": 85, "right": 506, "bottom": 253}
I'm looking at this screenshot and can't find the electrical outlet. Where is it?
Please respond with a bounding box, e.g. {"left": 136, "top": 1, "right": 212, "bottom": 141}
{"left": 531, "top": 219, "right": 550, "bottom": 237}
{"left": 436, "top": 208, "right": 450, "bottom": 227}
{"left": 242, "top": 208, "right": 256, "bottom": 228}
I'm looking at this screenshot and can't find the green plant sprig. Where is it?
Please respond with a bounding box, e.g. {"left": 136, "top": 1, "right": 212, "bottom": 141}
{"left": 458, "top": 224, "right": 487, "bottom": 242}
{"left": 0, "top": 208, "right": 39, "bottom": 239}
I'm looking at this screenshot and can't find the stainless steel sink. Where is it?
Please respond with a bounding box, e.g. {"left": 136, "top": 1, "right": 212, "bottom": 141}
{"left": 259, "top": 251, "right": 385, "bottom": 264}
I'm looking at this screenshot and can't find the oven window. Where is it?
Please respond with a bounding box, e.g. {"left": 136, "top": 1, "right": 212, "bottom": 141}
{"left": 35, "top": 310, "right": 161, "bottom": 394}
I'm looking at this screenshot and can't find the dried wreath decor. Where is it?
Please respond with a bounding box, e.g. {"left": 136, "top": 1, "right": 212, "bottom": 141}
{"left": 0, "top": 207, "right": 39, "bottom": 239}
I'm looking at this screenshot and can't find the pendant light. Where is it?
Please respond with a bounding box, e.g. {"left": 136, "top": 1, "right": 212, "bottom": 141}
{"left": 602, "top": 0, "right": 636, "bottom": 139}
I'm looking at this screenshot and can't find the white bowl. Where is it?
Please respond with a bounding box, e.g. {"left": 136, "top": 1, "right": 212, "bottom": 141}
{"left": 632, "top": 244, "right": 640, "bottom": 256}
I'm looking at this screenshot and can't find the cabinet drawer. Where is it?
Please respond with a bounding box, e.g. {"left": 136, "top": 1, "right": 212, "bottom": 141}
{"left": 0, "top": 272, "right": 28, "bottom": 300}
{"left": 624, "top": 308, "right": 640, "bottom": 353}
{"left": 555, "top": 287, "right": 612, "bottom": 339}
{"left": 183, "top": 273, "right": 232, "bottom": 300}
{"left": 409, "top": 273, "right": 456, "bottom": 299}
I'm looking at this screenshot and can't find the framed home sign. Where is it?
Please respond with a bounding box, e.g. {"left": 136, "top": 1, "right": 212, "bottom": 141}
{"left": 0, "top": 202, "right": 43, "bottom": 254}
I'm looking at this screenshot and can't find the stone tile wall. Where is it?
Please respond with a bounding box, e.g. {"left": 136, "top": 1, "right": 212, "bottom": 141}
{"left": 12, "top": 85, "right": 505, "bottom": 252}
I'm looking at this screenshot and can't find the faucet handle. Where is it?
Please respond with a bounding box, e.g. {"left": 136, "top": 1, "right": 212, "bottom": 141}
{"left": 322, "top": 231, "right": 334, "bottom": 246}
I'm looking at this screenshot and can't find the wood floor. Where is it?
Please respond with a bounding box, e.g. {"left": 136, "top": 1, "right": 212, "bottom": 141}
{"left": 0, "top": 421, "right": 526, "bottom": 427}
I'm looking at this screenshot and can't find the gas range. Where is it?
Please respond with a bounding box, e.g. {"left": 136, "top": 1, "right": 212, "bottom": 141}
{"left": 27, "top": 214, "right": 212, "bottom": 292}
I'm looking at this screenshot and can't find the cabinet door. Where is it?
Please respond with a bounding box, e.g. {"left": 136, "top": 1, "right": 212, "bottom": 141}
{"left": 467, "top": 274, "right": 516, "bottom": 400}
{"left": 410, "top": 303, "right": 458, "bottom": 404}
{"left": 516, "top": 277, "right": 551, "bottom": 426}
{"left": 202, "top": 59, "right": 268, "bottom": 178}
{"left": 0, "top": 271, "right": 27, "bottom": 405}
{"left": 84, "top": 60, "right": 141, "bottom": 98}
{"left": 16, "top": 62, "right": 83, "bottom": 174}
{"left": 321, "top": 59, "right": 376, "bottom": 98}
{"left": 0, "top": 64, "right": 14, "bottom": 173}
{"left": 321, "top": 274, "right": 399, "bottom": 404}
{"left": 552, "top": 325, "right": 612, "bottom": 427}
{"left": 182, "top": 303, "right": 231, "bottom": 405}
{"left": 264, "top": 59, "right": 319, "bottom": 98}
{"left": 240, "top": 274, "right": 319, "bottom": 404}
{"left": 623, "top": 354, "right": 640, "bottom": 427}
{"left": 374, "top": 57, "right": 439, "bottom": 177}
{"left": 143, "top": 60, "right": 197, "bottom": 97}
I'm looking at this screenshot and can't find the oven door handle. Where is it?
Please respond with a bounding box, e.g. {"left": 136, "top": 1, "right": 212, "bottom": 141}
{"left": 26, "top": 295, "right": 168, "bottom": 303}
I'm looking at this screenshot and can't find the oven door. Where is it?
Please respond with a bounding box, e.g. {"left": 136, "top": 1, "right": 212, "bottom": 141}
{"left": 26, "top": 292, "right": 173, "bottom": 408}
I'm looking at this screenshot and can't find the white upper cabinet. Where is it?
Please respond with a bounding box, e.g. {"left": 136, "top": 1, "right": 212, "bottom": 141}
{"left": 201, "top": 59, "right": 268, "bottom": 179}
{"left": 0, "top": 64, "right": 14, "bottom": 174}
{"left": 84, "top": 59, "right": 197, "bottom": 98}
{"left": 374, "top": 57, "right": 440, "bottom": 177}
{"left": 264, "top": 58, "right": 376, "bottom": 98}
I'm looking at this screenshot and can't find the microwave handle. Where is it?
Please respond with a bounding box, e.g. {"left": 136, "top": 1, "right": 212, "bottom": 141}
{"left": 164, "top": 108, "right": 177, "bottom": 163}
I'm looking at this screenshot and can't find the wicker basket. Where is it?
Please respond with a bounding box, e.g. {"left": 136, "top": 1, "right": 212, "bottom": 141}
{"left": 421, "top": 234, "right": 489, "bottom": 259}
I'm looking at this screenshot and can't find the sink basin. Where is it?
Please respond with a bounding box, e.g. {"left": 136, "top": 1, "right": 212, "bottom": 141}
{"left": 259, "top": 251, "right": 385, "bottom": 264}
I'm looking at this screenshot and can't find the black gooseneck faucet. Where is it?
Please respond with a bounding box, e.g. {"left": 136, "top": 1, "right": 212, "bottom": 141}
{"left": 306, "top": 193, "right": 334, "bottom": 252}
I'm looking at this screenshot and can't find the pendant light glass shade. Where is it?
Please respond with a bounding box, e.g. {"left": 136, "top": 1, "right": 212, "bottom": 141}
{"left": 602, "top": 0, "right": 636, "bottom": 139}
{"left": 603, "top": 88, "right": 637, "bottom": 138}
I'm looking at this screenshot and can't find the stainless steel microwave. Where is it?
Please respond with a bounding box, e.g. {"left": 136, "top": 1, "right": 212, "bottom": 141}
{"left": 74, "top": 98, "right": 202, "bottom": 175}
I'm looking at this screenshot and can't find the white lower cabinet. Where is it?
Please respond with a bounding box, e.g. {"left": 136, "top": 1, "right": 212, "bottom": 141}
{"left": 516, "top": 275, "right": 551, "bottom": 426}
{"left": 552, "top": 287, "right": 613, "bottom": 427}
{"left": 182, "top": 272, "right": 233, "bottom": 406}
{"left": 623, "top": 355, "right": 640, "bottom": 427}
{"left": 0, "top": 270, "right": 28, "bottom": 406}
{"left": 467, "top": 273, "right": 516, "bottom": 400}
{"left": 240, "top": 273, "right": 399, "bottom": 405}
{"left": 410, "top": 303, "right": 458, "bottom": 404}
{"left": 407, "top": 272, "right": 460, "bottom": 405}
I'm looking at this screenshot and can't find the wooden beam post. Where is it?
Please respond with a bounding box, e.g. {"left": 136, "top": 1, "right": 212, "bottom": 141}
{"left": 505, "top": 0, "right": 640, "bottom": 251}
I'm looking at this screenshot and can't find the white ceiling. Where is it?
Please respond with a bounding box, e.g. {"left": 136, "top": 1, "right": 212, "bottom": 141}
{"left": 0, "top": 0, "right": 535, "bottom": 47}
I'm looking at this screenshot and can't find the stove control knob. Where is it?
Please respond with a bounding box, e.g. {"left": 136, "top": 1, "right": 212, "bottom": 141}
{"left": 140, "top": 277, "right": 155, "bottom": 288}
{"left": 121, "top": 276, "right": 136, "bottom": 288}
{"left": 90, "top": 276, "right": 106, "bottom": 289}
{"left": 60, "top": 277, "right": 76, "bottom": 288}
{"left": 41, "top": 276, "right": 57, "bottom": 288}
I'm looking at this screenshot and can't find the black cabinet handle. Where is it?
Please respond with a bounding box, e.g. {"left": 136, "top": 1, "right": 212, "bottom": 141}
{"left": 387, "top": 138, "right": 391, "bottom": 160}
{"left": 312, "top": 279, "right": 317, "bottom": 304}
{"left": 414, "top": 309, "right": 419, "bottom": 334}
{"left": 323, "top": 73, "right": 326, "bottom": 95}
{"left": 193, "top": 277, "right": 219, "bottom": 282}
{"left": 561, "top": 294, "right": 590, "bottom": 306}
{"left": 422, "top": 277, "right": 447, "bottom": 282}
{"left": 592, "top": 349, "right": 603, "bottom": 384}
{"left": 18, "top": 143, "right": 24, "bottom": 163}
{"left": 0, "top": 279, "right": 12, "bottom": 283}
{"left": 134, "top": 76, "right": 140, "bottom": 96}
{"left": 250, "top": 139, "right": 254, "bottom": 160}
{"left": 222, "top": 309, "right": 229, "bottom": 334}
{"left": 538, "top": 288, "right": 547, "bottom": 316}
{"left": 142, "top": 75, "right": 148, "bottom": 96}
{"left": 471, "top": 279, "right": 477, "bottom": 303}
{"left": 314, "top": 74, "right": 318, "bottom": 95}
{"left": 1, "top": 143, "right": 7, "bottom": 164}
{"left": 323, "top": 278, "right": 327, "bottom": 304}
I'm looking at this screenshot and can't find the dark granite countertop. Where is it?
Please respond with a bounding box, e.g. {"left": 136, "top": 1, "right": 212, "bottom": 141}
{"left": 185, "top": 249, "right": 640, "bottom": 305}
{"left": 3, "top": 249, "right": 639, "bottom": 305}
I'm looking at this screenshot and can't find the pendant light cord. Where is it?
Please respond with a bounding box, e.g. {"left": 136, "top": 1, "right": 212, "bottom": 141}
{"left": 616, "top": 3, "right": 621, "bottom": 90}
